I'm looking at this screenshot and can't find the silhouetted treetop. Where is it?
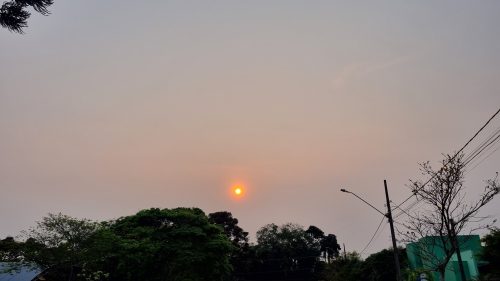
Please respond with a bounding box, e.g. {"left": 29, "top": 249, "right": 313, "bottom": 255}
{"left": 0, "top": 0, "right": 53, "bottom": 33}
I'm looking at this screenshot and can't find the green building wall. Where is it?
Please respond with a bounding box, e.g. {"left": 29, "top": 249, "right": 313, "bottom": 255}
{"left": 406, "top": 235, "right": 482, "bottom": 281}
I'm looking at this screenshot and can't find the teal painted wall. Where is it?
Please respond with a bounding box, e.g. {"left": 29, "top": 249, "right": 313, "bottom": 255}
{"left": 406, "top": 235, "right": 482, "bottom": 281}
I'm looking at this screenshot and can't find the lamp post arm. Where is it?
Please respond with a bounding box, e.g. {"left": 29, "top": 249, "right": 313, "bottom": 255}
{"left": 342, "top": 189, "right": 387, "bottom": 217}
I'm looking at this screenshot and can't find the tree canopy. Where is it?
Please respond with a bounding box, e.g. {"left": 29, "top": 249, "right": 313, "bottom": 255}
{"left": 480, "top": 227, "right": 500, "bottom": 280}
{"left": 321, "top": 248, "right": 408, "bottom": 281}
{"left": 321, "top": 251, "right": 363, "bottom": 281}
{"left": 235, "top": 223, "right": 341, "bottom": 281}
{"left": 209, "top": 211, "right": 249, "bottom": 250}
{"left": 360, "top": 248, "right": 408, "bottom": 281}
{"left": 87, "top": 208, "right": 233, "bottom": 281}
{"left": 1, "top": 208, "right": 234, "bottom": 281}
{"left": 1, "top": 209, "right": 352, "bottom": 281}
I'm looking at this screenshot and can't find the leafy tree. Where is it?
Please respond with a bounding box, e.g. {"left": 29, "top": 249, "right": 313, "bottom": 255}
{"left": 401, "top": 154, "right": 499, "bottom": 281}
{"left": 479, "top": 227, "right": 500, "bottom": 280}
{"left": 320, "top": 248, "right": 409, "bottom": 281}
{"left": 209, "top": 211, "right": 249, "bottom": 249}
{"left": 0, "top": 213, "right": 101, "bottom": 280}
{"left": 1, "top": 209, "right": 234, "bottom": 281}
{"left": 209, "top": 211, "right": 251, "bottom": 281}
{"left": 0, "top": 0, "right": 53, "bottom": 33}
{"left": 244, "top": 223, "right": 323, "bottom": 281}
{"left": 320, "top": 251, "right": 363, "bottom": 281}
{"left": 87, "top": 208, "right": 233, "bottom": 281}
{"left": 305, "top": 226, "right": 341, "bottom": 263}
{"left": 322, "top": 234, "right": 341, "bottom": 263}
{"left": 361, "top": 248, "right": 408, "bottom": 281}
{"left": 0, "top": 237, "right": 24, "bottom": 263}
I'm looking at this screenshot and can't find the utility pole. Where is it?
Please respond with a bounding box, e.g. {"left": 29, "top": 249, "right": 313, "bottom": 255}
{"left": 340, "top": 181, "right": 403, "bottom": 281}
{"left": 384, "top": 180, "right": 402, "bottom": 281}
{"left": 451, "top": 219, "right": 467, "bottom": 281}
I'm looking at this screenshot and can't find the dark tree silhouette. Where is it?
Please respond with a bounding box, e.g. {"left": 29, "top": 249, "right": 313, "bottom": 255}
{"left": 306, "top": 226, "right": 341, "bottom": 263}
{"left": 360, "top": 248, "right": 408, "bottom": 281}
{"left": 0, "top": 0, "right": 53, "bottom": 33}
{"left": 209, "top": 211, "right": 249, "bottom": 249}
{"left": 479, "top": 227, "right": 500, "bottom": 280}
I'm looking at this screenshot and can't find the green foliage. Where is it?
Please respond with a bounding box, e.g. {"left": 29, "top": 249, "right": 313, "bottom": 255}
{"left": 0, "top": 213, "right": 101, "bottom": 280}
{"left": 4, "top": 210, "right": 353, "bottom": 281}
{"left": 256, "top": 223, "right": 321, "bottom": 263}
{"left": 479, "top": 227, "right": 500, "bottom": 280}
{"left": 321, "top": 248, "right": 409, "bottom": 281}
{"left": 0, "top": 237, "right": 23, "bottom": 263}
{"left": 240, "top": 223, "right": 324, "bottom": 281}
{"left": 361, "top": 247, "right": 408, "bottom": 281}
{"left": 209, "top": 211, "right": 249, "bottom": 249}
{"left": 209, "top": 211, "right": 251, "bottom": 281}
{"left": 1, "top": 209, "right": 233, "bottom": 281}
{"left": 87, "top": 208, "right": 233, "bottom": 281}
{"left": 22, "top": 213, "right": 101, "bottom": 269}
{"left": 320, "top": 252, "right": 363, "bottom": 281}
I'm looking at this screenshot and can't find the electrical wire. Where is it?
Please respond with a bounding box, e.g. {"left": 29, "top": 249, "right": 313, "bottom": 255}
{"left": 393, "top": 194, "right": 422, "bottom": 219}
{"left": 393, "top": 201, "right": 420, "bottom": 220}
{"left": 463, "top": 126, "right": 500, "bottom": 165}
{"left": 392, "top": 107, "right": 500, "bottom": 211}
{"left": 394, "top": 132, "right": 500, "bottom": 219}
{"left": 464, "top": 130, "right": 500, "bottom": 169}
{"left": 359, "top": 215, "right": 386, "bottom": 256}
{"left": 467, "top": 144, "right": 500, "bottom": 174}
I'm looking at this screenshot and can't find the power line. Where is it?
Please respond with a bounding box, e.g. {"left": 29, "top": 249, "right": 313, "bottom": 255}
{"left": 456, "top": 107, "right": 500, "bottom": 160}
{"left": 393, "top": 107, "right": 500, "bottom": 211}
{"left": 359, "top": 215, "right": 385, "bottom": 256}
{"left": 396, "top": 119, "right": 500, "bottom": 218}
{"left": 396, "top": 134, "right": 499, "bottom": 219}
{"left": 393, "top": 202, "right": 419, "bottom": 220}
{"left": 393, "top": 193, "right": 422, "bottom": 219}
{"left": 467, "top": 145, "right": 500, "bottom": 174}
{"left": 463, "top": 126, "right": 500, "bottom": 164}
{"left": 464, "top": 129, "right": 500, "bottom": 168}
{"left": 360, "top": 220, "right": 389, "bottom": 257}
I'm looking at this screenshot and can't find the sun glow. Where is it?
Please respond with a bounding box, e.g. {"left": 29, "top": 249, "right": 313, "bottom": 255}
{"left": 231, "top": 184, "right": 245, "bottom": 198}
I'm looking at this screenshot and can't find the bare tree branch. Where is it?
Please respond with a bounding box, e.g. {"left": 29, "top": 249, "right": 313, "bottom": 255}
{"left": 401, "top": 154, "right": 499, "bottom": 281}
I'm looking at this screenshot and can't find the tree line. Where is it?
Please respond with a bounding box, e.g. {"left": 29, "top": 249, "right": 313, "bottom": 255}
{"left": 1, "top": 209, "right": 499, "bottom": 281}
{"left": 0, "top": 154, "right": 499, "bottom": 281}
{"left": 0, "top": 208, "right": 341, "bottom": 281}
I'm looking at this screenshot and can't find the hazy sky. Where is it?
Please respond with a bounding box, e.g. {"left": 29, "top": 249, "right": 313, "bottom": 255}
{"left": 1, "top": 1, "right": 500, "bottom": 256}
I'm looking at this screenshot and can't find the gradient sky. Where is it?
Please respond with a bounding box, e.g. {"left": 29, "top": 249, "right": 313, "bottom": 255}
{"left": 1, "top": 1, "right": 500, "bottom": 256}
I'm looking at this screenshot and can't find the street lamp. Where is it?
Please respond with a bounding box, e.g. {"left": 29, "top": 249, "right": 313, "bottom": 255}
{"left": 340, "top": 180, "right": 402, "bottom": 281}
{"left": 340, "top": 189, "right": 386, "bottom": 217}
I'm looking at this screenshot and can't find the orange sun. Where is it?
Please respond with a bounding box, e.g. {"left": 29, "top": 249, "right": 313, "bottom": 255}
{"left": 231, "top": 184, "right": 245, "bottom": 198}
